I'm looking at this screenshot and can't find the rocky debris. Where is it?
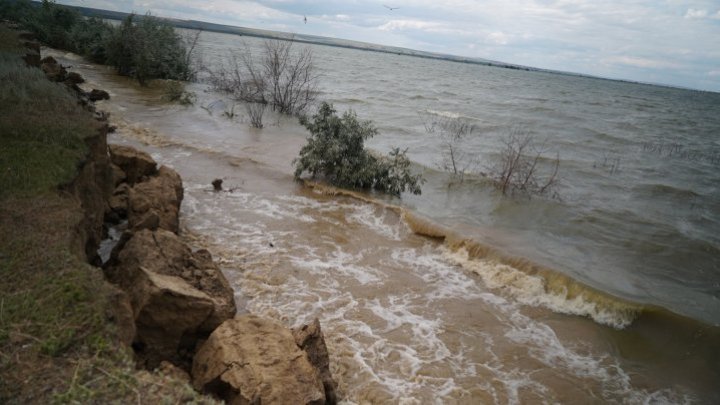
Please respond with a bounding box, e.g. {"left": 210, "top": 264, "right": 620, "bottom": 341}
{"left": 65, "top": 71, "right": 84, "bottom": 85}
{"left": 95, "top": 141, "right": 338, "bottom": 401}
{"left": 104, "top": 283, "right": 136, "bottom": 347}
{"left": 157, "top": 361, "right": 191, "bottom": 384}
{"left": 22, "top": 51, "right": 40, "bottom": 68}
{"left": 128, "top": 166, "right": 183, "bottom": 233}
{"left": 21, "top": 40, "right": 40, "bottom": 68}
{"left": 40, "top": 56, "right": 67, "bottom": 82}
{"left": 127, "top": 266, "right": 217, "bottom": 369}
{"left": 40, "top": 55, "right": 57, "bottom": 64}
{"left": 293, "top": 319, "right": 338, "bottom": 404}
{"left": 211, "top": 179, "right": 223, "bottom": 192}
{"left": 17, "top": 30, "right": 34, "bottom": 41}
{"left": 105, "top": 229, "right": 235, "bottom": 329}
{"left": 106, "top": 183, "right": 130, "bottom": 223}
{"left": 111, "top": 163, "right": 127, "bottom": 188}
{"left": 65, "top": 124, "right": 114, "bottom": 263}
{"left": 94, "top": 110, "right": 109, "bottom": 122}
{"left": 192, "top": 315, "right": 326, "bottom": 405}
{"left": 108, "top": 144, "right": 158, "bottom": 185}
{"left": 104, "top": 229, "right": 236, "bottom": 369}
{"left": 88, "top": 88, "right": 110, "bottom": 101}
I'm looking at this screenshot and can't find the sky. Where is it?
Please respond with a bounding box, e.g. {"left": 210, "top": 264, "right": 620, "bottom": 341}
{"left": 56, "top": 0, "right": 720, "bottom": 92}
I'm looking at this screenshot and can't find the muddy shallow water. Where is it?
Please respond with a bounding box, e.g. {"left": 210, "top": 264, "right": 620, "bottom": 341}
{"left": 47, "top": 43, "right": 720, "bottom": 403}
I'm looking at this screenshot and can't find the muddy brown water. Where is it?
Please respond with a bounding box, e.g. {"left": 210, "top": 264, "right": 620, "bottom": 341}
{"left": 46, "top": 45, "right": 720, "bottom": 404}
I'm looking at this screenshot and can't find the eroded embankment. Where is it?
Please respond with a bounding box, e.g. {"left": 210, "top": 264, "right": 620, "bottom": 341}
{"left": 0, "top": 25, "right": 337, "bottom": 404}
{"left": 0, "top": 23, "right": 215, "bottom": 403}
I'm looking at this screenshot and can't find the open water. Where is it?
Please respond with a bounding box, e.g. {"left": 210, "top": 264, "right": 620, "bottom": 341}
{"left": 48, "top": 27, "right": 720, "bottom": 403}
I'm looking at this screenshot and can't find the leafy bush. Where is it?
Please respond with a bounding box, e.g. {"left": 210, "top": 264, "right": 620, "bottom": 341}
{"left": 162, "top": 80, "right": 196, "bottom": 105}
{"left": 294, "top": 102, "right": 423, "bottom": 195}
{"left": 0, "top": 1, "right": 196, "bottom": 85}
{"left": 68, "top": 17, "right": 113, "bottom": 63}
{"left": 105, "top": 13, "right": 195, "bottom": 85}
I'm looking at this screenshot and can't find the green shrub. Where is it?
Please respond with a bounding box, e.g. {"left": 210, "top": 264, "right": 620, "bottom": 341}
{"left": 1, "top": 2, "right": 195, "bottom": 85}
{"left": 68, "top": 17, "right": 113, "bottom": 63}
{"left": 0, "top": 0, "right": 79, "bottom": 49}
{"left": 294, "top": 102, "right": 423, "bottom": 195}
{"left": 105, "top": 13, "right": 194, "bottom": 85}
{"left": 162, "top": 80, "right": 196, "bottom": 105}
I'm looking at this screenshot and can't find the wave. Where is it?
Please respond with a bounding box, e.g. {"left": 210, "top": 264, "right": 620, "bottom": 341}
{"left": 332, "top": 97, "right": 367, "bottom": 105}
{"left": 631, "top": 183, "right": 700, "bottom": 200}
{"left": 425, "top": 109, "right": 462, "bottom": 119}
{"left": 304, "top": 179, "right": 645, "bottom": 329}
{"left": 409, "top": 94, "right": 439, "bottom": 101}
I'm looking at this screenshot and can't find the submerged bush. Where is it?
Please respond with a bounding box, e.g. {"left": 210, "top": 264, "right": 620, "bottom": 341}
{"left": 294, "top": 102, "right": 423, "bottom": 195}
{"left": 207, "top": 38, "right": 318, "bottom": 116}
{"left": 162, "top": 80, "right": 196, "bottom": 105}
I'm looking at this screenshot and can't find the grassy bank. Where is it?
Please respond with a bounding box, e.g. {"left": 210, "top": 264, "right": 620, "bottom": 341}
{"left": 0, "top": 24, "right": 212, "bottom": 403}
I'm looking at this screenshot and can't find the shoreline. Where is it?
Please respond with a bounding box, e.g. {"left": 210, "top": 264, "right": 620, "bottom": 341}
{"left": 0, "top": 25, "right": 338, "bottom": 403}
{"left": 6, "top": 24, "right": 719, "bottom": 400}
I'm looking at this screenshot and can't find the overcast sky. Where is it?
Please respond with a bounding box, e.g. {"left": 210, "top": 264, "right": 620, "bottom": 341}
{"left": 57, "top": 0, "right": 720, "bottom": 92}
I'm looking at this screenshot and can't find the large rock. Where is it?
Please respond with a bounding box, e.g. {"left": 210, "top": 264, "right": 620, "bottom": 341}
{"left": 128, "top": 166, "right": 183, "bottom": 233}
{"left": 88, "top": 88, "right": 110, "bottom": 101}
{"left": 192, "top": 315, "right": 326, "bottom": 405}
{"left": 65, "top": 71, "right": 85, "bottom": 85}
{"left": 106, "top": 183, "right": 130, "bottom": 223}
{"left": 128, "top": 266, "right": 216, "bottom": 369}
{"left": 111, "top": 163, "right": 127, "bottom": 187}
{"left": 108, "top": 144, "right": 158, "bottom": 185}
{"left": 105, "top": 229, "right": 236, "bottom": 335}
{"left": 40, "top": 56, "right": 67, "bottom": 82}
{"left": 104, "top": 283, "right": 136, "bottom": 347}
{"left": 293, "top": 319, "right": 338, "bottom": 404}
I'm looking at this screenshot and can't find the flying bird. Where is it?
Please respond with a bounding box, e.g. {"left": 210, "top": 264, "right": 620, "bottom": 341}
{"left": 304, "top": 15, "right": 307, "bottom": 24}
{"left": 383, "top": 5, "right": 400, "bottom": 11}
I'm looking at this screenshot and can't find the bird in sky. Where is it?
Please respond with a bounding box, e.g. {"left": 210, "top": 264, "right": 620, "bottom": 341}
{"left": 304, "top": 15, "right": 307, "bottom": 24}
{"left": 383, "top": 5, "right": 400, "bottom": 11}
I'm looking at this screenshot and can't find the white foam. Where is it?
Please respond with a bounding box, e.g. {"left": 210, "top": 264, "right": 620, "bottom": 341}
{"left": 390, "top": 247, "right": 483, "bottom": 301}
{"left": 346, "top": 205, "right": 402, "bottom": 241}
{"left": 289, "top": 248, "right": 385, "bottom": 285}
{"left": 425, "top": 109, "right": 462, "bottom": 119}
{"left": 442, "top": 247, "right": 637, "bottom": 328}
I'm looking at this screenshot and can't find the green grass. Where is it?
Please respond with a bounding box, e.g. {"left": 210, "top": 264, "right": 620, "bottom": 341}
{"left": 0, "top": 24, "right": 217, "bottom": 404}
{"left": 0, "top": 52, "right": 98, "bottom": 199}
{"left": 0, "top": 25, "right": 23, "bottom": 53}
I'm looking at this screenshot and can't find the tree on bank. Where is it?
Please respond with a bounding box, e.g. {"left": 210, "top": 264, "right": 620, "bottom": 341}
{"left": 0, "top": 0, "right": 196, "bottom": 85}
{"left": 105, "top": 13, "right": 196, "bottom": 85}
{"left": 294, "top": 102, "right": 424, "bottom": 196}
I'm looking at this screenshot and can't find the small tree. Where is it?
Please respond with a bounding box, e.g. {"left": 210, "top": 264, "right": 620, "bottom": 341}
{"left": 261, "top": 39, "right": 317, "bottom": 114}
{"left": 492, "top": 129, "right": 559, "bottom": 198}
{"left": 246, "top": 102, "right": 266, "bottom": 128}
{"left": 208, "top": 38, "right": 318, "bottom": 115}
{"left": 423, "top": 113, "right": 477, "bottom": 181}
{"left": 294, "top": 102, "right": 423, "bottom": 195}
{"left": 105, "top": 13, "right": 195, "bottom": 85}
